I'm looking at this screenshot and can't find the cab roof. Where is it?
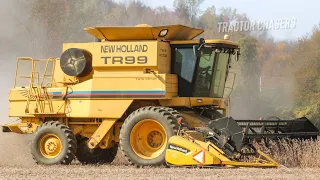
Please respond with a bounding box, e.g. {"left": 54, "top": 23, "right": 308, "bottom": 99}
{"left": 84, "top": 24, "right": 204, "bottom": 41}
{"left": 170, "top": 39, "right": 239, "bottom": 47}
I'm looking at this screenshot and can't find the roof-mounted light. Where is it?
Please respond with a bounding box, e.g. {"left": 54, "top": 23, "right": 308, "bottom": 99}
{"left": 158, "top": 29, "right": 168, "bottom": 37}
{"left": 224, "top": 34, "right": 230, "bottom": 40}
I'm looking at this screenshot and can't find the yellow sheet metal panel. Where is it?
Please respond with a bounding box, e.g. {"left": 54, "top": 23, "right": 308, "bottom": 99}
{"left": 81, "top": 124, "right": 98, "bottom": 138}
{"left": 85, "top": 26, "right": 155, "bottom": 40}
{"left": 84, "top": 24, "right": 204, "bottom": 41}
{"left": 166, "top": 134, "right": 279, "bottom": 168}
{"left": 165, "top": 135, "right": 221, "bottom": 166}
{"left": 159, "top": 97, "right": 191, "bottom": 107}
{"left": 8, "top": 74, "right": 176, "bottom": 117}
{"left": 221, "top": 161, "right": 280, "bottom": 167}
{"left": 189, "top": 97, "right": 227, "bottom": 107}
{"left": 63, "top": 41, "right": 159, "bottom": 68}
{"left": 8, "top": 87, "right": 66, "bottom": 101}
{"left": 183, "top": 130, "right": 204, "bottom": 141}
{"left": 92, "top": 74, "right": 164, "bottom": 90}
{"left": 65, "top": 100, "right": 133, "bottom": 118}
{"left": 159, "top": 25, "right": 203, "bottom": 41}
{"left": 8, "top": 87, "right": 67, "bottom": 116}
{"left": 8, "top": 100, "right": 66, "bottom": 117}
{"left": 68, "top": 125, "right": 84, "bottom": 135}
{"left": 62, "top": 42, "right": 95, "bottom": 52}
{"left": 4, "top": 124, "right": 23, "bottom": 133}
{"left": 65, "top": 78, "right": 93, "bottom": 92}
{"left": 88, "top": 119, "right": 117, "bottom": 149}
{"left": 90, "top": 73, "right": 176, "bottom": 99}
{"left": 89, "top": 100, "right": 132, "bottom": 118}
{"left": 2, "top": 117, "right": 40, "bottom": 134}
{"left": 159, "top": 97, "right": 226, "bottom": 107}
{"left": 94, "top": 41, "right": 158, "bottom": 67}
{"left": 157, "top": 41, "right": 171, "bottom": 73}
{"left": 165, "top": 74, "right": 178, "bottom": 97}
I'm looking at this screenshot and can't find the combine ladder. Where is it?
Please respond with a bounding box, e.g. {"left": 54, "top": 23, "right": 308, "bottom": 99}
{"left": 15, "top": 57, "right": 57, "bottom": 115}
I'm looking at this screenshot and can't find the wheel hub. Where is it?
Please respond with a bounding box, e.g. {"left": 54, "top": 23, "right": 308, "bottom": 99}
{"left": 40, "top": 134, "right": 62, "bottom": 159}
{"left": 46, "top": 141, "right": 58, "bottom": 153}
{"left": 147, "top": 131, "right": 163, "bottom": 148}
{"left": 130, "top": 119, "right": 167, "bottom": 159}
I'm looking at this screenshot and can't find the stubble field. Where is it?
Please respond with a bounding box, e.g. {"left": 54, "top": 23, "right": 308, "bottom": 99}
{"left": 0, "top": 132, "right": 319, "bottom": 180}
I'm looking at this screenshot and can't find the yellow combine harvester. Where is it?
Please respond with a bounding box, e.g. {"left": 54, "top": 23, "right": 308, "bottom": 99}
{"left": 1, "top": 24, "right": 284, "bottom": 167}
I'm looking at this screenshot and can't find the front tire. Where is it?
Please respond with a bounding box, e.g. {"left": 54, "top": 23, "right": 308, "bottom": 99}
{"left": 30, "top": 121, "right": 77, "bottom": 165}
{"left": 119, "top": 106, "right": 179, "bottom": 166}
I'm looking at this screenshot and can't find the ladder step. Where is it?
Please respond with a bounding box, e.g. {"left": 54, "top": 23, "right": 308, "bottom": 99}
{"left": 16, "top": 57, "right": 57, "bottom": 115}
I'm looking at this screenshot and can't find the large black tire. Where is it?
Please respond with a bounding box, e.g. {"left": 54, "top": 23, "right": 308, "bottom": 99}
{"left": 160, "top": 107, "right": 188, "bottom": 126}
{"left": 76, "top": 137, "right": 118, "bottom": 165}
{"left": 30, "top": 121, "right": 77, "bottom": 165}
{"left": 119, "top": 106, "right": 179, "bottom": 166}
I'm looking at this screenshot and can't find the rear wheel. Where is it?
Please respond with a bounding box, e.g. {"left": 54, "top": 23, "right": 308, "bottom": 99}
{"left": 76, "top": 137, "right": 118, "bottom": 165}
{"left": 119, "top": 106, "right": 179, "bottom": 166}
{"left": 30, "top": 121, "right": 77, "bottom": 165}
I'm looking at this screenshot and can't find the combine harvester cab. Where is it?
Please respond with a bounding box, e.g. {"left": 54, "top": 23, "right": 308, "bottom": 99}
{"left": 1, "top": 24, "right": 319, "bottom": 167}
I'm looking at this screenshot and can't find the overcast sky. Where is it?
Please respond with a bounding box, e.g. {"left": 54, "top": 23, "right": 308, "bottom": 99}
{"left": 140, "top": 0, "right": 319, "bottom": 41}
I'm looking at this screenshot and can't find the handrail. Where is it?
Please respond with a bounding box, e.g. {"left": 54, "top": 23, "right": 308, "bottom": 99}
{"left": 14, "top": 57, "right": 57, "bottom": 114}
{"left": 14, "top": 57, "right": 56, "bottom": 88}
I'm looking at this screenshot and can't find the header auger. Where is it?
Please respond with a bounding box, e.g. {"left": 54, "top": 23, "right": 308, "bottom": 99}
{"left": 1, "top": 24, "right": 319, "bottom": 168}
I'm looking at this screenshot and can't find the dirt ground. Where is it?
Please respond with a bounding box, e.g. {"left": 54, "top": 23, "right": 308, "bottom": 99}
{"left": 0, "top": 132, "right": 319, "bottom": 180}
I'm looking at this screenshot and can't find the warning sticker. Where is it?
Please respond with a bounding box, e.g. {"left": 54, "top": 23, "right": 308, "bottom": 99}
{"left": 192, "top": 150, "right": 205, "bottom": 164}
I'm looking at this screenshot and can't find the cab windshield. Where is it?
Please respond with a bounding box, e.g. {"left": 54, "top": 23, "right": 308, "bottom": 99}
{"left": 173, "top": 47, "right": 231, "bottom": 98}
{"left": 194, "top": 48, "right": 230, "bottom": 98}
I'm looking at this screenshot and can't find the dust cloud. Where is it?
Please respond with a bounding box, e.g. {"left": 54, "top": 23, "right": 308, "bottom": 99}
{"left": 0, "top": 1, "right": 45, "bottom": 124}
{"left": 0, "top": 1, "right": 31, "bottom": 165}
{"left": 0, "top": 0, "right": 58, "bottom": 165}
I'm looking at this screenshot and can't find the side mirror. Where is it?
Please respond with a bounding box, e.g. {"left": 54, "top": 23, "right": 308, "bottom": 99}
{"left": 193, "top": 38, "right": 206, "bottom": 57}
{"left": 193, "top": 45, "right": 201, "bottom": 57}
{"left": 235, "top": 50, "right": 240, "bottom": 61}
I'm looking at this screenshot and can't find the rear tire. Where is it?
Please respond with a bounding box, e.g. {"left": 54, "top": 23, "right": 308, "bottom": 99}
{"left": 119, "top": 106, "right": 179, "bottom": 166}
{"left": 30, "top": 121, "right": 77, "bottom": 165}
{"left": 76, "top": 137, "right": 118, "bottom": 165}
